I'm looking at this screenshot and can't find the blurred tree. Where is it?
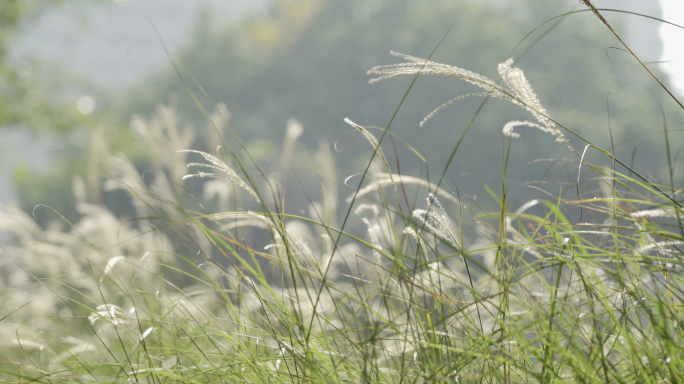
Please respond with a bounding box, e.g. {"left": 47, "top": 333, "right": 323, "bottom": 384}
{"left": 1, "top": 0, "right": 120, "bottom": 224}
{"left": 13, "top": 0, "right": 684, "bottom": 217}
{"left": 0, "top": 0, "right": 95, "bottom": 133}
{"left": 117, "top": 0, "right": 682, "bottom": 206}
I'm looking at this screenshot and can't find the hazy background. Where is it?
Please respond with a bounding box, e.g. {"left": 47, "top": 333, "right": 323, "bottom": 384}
{"left": 1, "top": 0, "right": 682, "bottom": 223}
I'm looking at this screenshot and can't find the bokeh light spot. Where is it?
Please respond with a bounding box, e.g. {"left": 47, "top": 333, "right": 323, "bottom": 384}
{"left": 76, "top": 96, "right": 95, "bottom": 115}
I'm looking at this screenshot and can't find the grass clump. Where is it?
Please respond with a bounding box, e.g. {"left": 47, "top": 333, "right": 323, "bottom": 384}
{"left": 2, "top": 8, "right": 684, "bottom": 384}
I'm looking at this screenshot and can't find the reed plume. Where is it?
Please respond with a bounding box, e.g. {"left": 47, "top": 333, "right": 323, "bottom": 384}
{"left": 369, "top": 51, "right": 565, "bottom": 143}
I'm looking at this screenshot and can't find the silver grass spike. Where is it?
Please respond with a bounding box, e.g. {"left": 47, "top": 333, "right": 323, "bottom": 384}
{"left": 88, "top": 304, "right": 128, "bottom": 326}
{"left": 420, "top": 93, "right": 493, "bottom": 127}
{"left": 285, "top": 228, "right": 318, "bottom": 268}
{"left": 630, "top": 208, "right": 678, "bottom": 219}
{"left": 101, "top": 256, "right": 126, "bottom": 283}
{"left": 369, "top": 51, "right": 565, "bottom": 144}
{"left": 636, "top": 240, "right": 684, "bottom": 254}
{"left": 368, "top": 51, "right": 505, "bottom": 95}
{"left": 343, "top": 117, "right": 391, "bottom": 176}
{"left": 502, "top": 120, "right": 563, "bottom": 142}
{"left": 498, "top": 59, "right": 552, "bottom": 129}
{"left": 403, "top": 227, "right": 428, "bottom": 263}
{"left": 412, "top": 193, "right": 461, "bottom": 249}
{"left": 354, "top": 203, "right": 380, "bottom": 217}
{"left": 345, "top": 172, "right": 458, "bottom": 204}
{"left": 242, "top": 212, "right": 317, "bottom": 269}
{"left": 362, "top": 217, "right": 383, "bottom": 265}
{"left": 178, "top": 149, "right": 260, "bottom": 202}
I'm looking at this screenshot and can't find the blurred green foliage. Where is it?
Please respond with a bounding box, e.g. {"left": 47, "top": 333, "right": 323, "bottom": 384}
{"left": 1, "top": 0, "right": 124, "bottom": 224}
{"left": 12, "top": 0, "right": 684, "bottom": 219}
{"left": 122, "top": 0, "right": 681, "bottom": 188}
{"left": 0, "top": 0, "right": 94, "bottom": 133}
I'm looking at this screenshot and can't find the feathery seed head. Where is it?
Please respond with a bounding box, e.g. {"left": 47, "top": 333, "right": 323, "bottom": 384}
{"left": 362, "top": 217, "right": 383, "bottom": 263}
{"left": 346, "top": 173, "right": 459, "bottom": 204}
{"left": 404, "top": 227, "right": 428, "bottom": 262}
{"left": 630, "top": 209, "right": 678, "bottom": 219}
{"left": 497, "top": 59, "right": 562, "bottom": 141}
{"left": 88, "top": 304, "right": 128, "bottom": 326}
{"left": 369, "top": 52, "right": 566, "bottom": 145}
{"left": 343, "top": 118, "right": 391, "bottom": 175}
{"left": 502, "top": 120, "right": 564, "bottom": 142}
{"left": 179, "top": 149, "right": 260, "bottom": 202}
{"left": 403, "top": 227, "right": 418, "bottom": 238}
{"left": 412, "top": 194, "right": 460, "bottom": 248}
{"left": 101, "top": 256, "right": 126, "bottom": 283}
{"left": 354, "top": 203, "right": 380, "bottom": 217}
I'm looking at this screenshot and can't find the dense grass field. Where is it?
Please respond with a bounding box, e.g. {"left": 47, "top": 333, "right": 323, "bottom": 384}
{"left": 2, "top": 3, "right": 684, "bottom": 383}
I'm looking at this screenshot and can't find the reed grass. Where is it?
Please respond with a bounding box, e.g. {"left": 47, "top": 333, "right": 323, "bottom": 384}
{"left": 1, "top": 5, "right": 683, "bottom": 383}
